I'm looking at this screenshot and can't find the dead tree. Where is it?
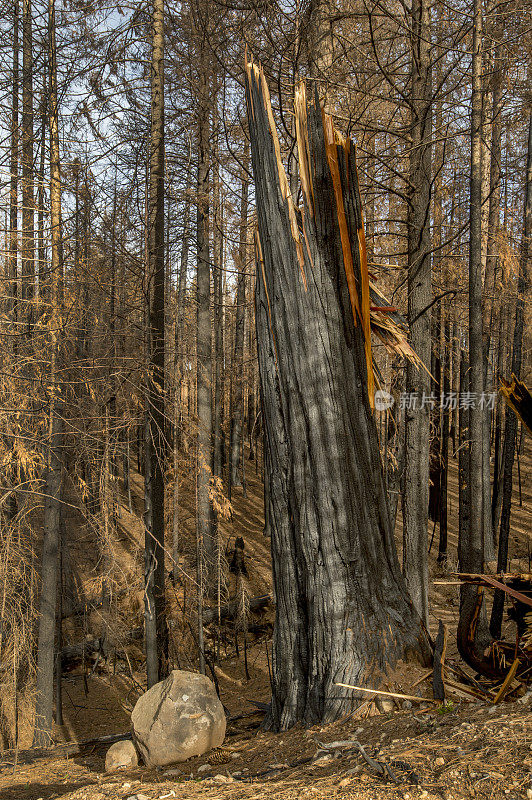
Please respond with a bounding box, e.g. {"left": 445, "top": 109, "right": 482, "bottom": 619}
{"left": 144, "top": 0, "right": 168, "bottom": 688}
{"left": 246, "top": 61, "right": 432, "bottom": 731}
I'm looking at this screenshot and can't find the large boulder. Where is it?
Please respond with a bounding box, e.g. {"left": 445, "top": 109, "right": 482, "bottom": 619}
{"left": 131, "top": 670, "right": 226, "bottom": 767}
{"left": 105, "top": 739, "right": 138, "bottom": 771}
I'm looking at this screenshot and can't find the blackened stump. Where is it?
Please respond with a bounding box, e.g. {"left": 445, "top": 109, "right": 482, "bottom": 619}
{"left": 246, "top": 63, "right": 432, "bottom": 731}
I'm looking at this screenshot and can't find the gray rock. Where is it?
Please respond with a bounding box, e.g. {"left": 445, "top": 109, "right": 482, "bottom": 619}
{"left": 131, "top": 669, "right": 226, "bottom": 767}
{"left": 105, "top": 740, "right": 138, "bottom": 772}
{"left": 213, "top": 774, "right": 234, "bottom": 783}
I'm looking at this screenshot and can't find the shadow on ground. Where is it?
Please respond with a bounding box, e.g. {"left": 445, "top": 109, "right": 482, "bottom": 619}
{"left": 0, "top": 779, "right": 92, "bottom": 800}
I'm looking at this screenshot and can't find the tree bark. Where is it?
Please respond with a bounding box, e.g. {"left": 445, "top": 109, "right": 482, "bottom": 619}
{"left": 246, "top": 65, "right": 431, "bottom": 731}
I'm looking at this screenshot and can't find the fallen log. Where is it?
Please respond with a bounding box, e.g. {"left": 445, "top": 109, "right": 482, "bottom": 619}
{"left": 0, "top": 732, "right": 130, "bottom": 767}
{"left": 202, "top": 594, "right": 272, "bottom": 624}
{"left": 61, "top": 628, "right": 143, "bottom": 671}
{"left": 60, "top": 597, "right": 272, "bottom": 671}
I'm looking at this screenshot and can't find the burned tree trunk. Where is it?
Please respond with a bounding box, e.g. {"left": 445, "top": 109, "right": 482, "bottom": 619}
{"left": 246, "top": 62, "right": 431, "bottom": 731}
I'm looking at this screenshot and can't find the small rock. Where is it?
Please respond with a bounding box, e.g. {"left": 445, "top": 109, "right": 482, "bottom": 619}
{"left": 527, "top": 791, "right": 532, "bottom": 800}
{"left": 346, "top": 765, "right": 362, "bottom": 775}
{"left": 518, "top": 690, "right": 532, "bottom": 705}
{"left": 213, "top": 774, "right": 233, "bottom": 783}
{"left": 402, "top": 700, "right": 413, "bottom": 710}
{"left": 355, "top": 727, "right": 364, "bottom": 734}
{"left": 105, "top": 740, "right": 138, "bottom": 772}
{"left": 338, "top": 778, "right": 350, "bottom": 788}
{"left": 379, "top": 699, "right": 395, "bottom": 713}
{"left": 198, "top": 764, "right": 211, "bottom": 773}
{"left": 313, "top": 754, "right": 333, "bottom": 765}
{"left": 231, "top": 751, "right": 241, "bottom": 759}
{"left": 163, "top": 769, "right": 182, "bottom": 777}
{"left": 420, "top": 792, "right": 428, "bottom": 799}
{"left": 434, "top": 756, "right": 445, "bottom": 767}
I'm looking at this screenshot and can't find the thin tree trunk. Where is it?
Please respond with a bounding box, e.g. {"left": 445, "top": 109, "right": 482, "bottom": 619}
{"left": 195, "top": 29, "right": 216, "bottom": 589}
{"left": 490, "top": 113, "right": 532, "bottom": 638}
{"left": 144, "top": 0, "right": 168, "bottom": 689}
{"left": 465, "top": 0, "right": 485, "bottom": 578}
{"left": 228, "top": 139, "right": 249, "bottom": 495}
{"left": 402, "top": 0, "right": 432, "bottom": 628}
{"left": 481, "top": 36, "right": 504, "bottom": 562}
{"left": 438, "top": 313, "right": 450, "bottom": 565}
{"left": 9, "top": 0, "right": 19, "bottom": 328}
{"left": 213, "top": 148, "right": 225, "bottom": 481}
{"left": 172, "top": 181, "right": 191, "bottom": 585}
{"left": 458, "top": 0, "right": 492, "bottom": 668}
{"left": 33, "top": 0, "right": 63, "bottom": 745}
{"left": 491, "top": 303, "right": 508, "bottom": 533}
{"left": 37, "top": 87, "right": 46, "bottom": 299}
{"left": 21, "top": 0, "right": 34, "bottom": 320}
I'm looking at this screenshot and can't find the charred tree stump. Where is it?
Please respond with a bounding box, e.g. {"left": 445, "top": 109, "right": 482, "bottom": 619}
{"left": 246, "top": 61, "right": 432, "bottom": 731}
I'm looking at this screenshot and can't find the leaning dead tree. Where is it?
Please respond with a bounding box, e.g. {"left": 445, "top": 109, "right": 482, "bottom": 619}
{"left": 245, "top": 59, "right": 432, "bottom": 731}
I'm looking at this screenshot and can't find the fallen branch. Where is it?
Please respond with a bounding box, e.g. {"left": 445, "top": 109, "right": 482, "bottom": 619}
{"left": 493, "top": 658, "right": 521, "bottom": 703}
{"left": 335, "top": 683, "right": 437, "bottom": 704}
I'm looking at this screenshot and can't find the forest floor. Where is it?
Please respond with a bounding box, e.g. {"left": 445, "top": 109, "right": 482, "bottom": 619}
{"left": 1, "top": 439, "right": 531, "bottom": 800}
